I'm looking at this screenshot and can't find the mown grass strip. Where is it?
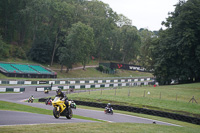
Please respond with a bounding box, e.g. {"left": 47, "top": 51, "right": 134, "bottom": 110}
{"left": 0, "top": 122, "right": 200, "bottom": 133}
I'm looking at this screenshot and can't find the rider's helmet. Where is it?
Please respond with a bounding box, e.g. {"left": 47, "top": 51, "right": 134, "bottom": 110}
{"left": 56, "top": 88, "right": 61, "bottom": 95}
{"left": 107, "top": 103, "right": 111, "bottom": 107}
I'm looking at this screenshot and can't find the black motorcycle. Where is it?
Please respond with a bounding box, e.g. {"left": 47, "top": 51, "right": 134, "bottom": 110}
{"left": 104, "top": 107, "right": 113, "bottom": 115}
{"left": 28, "top": 98, "right": 34, "bottom": 103}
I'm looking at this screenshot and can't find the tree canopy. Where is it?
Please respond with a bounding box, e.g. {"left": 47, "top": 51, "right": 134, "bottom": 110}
{"left": 0, "top": 0, "right": 199, "bottom": 85}
{"left": 150, "top": 0, "right": 200, "bottom": 84}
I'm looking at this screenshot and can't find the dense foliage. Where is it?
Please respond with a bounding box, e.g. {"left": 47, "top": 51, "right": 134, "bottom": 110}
{"left": 0, "top": 0, "right": 199, "bottom": 84}
{"left": 0, "top": 0, "right": 142, "bottom": 65}
{"left": 147, "top": 0, "right": 200, "bottom": 84}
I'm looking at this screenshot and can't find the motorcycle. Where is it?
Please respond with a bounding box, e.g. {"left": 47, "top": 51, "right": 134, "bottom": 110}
{"left": 69, "top": 101, "right": 76, "bottom": 109}
{"left": 45, "top": 98, "right": 52, "bottom": 105}
{"left": 28, "top": 97, "right": 34, "bottom": 103}
{"left": 44, "top": 89, "right": 49, "bottom": 94}
{"left": 104, "top": 107, "right": 113, "bottom": 115}
{"left": 52, "top": 97, "right": 73, "bottom": 119}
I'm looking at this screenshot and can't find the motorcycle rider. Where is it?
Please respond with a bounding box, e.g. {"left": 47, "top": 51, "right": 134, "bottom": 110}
{"left": 105, "top": 103, "right": 112, "bottom": 111}
{"left": 29, "top": 95, "right": 34, "bottom": 100}
{"left": 28, "top": 95, "right": 34, "bottom": 102}
{"left": 56, "top": 88, "right": 69, "bottom": 109}
{"left": 46, "top": 97, "right": 52, "bottom": 105}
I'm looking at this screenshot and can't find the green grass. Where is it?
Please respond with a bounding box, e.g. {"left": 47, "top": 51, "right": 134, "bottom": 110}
{"left": 55, "top": 68, "right": 153, "bottom": 78}
{"left": 68, "top": 83, "right": 200, "bottom": 118}
{"left": 0, "top": 100, "right": 52, "bottom": 115}
{"left": 0, "top": 100, "right": 103, "bottom": 122}
{"left": 0, "top": 91, "right": 20, "bottom": 93}
{"left": 0, "top": 122, "right": 200, "bottom": 133}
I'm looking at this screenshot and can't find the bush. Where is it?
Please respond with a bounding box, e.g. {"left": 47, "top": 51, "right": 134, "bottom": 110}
{"left": 0, "top": 36, "right": 10, "bottom": 59}
{"left": 10, "top": 45, "right": 27, "bottom": 59}
{"left": 98, "top": 65, "right": 104, "bottom": 72}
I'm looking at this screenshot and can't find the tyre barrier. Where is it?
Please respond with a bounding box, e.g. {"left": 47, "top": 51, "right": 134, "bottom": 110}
{"left": 38, "top": 98, "right": 200, "bottom": 125}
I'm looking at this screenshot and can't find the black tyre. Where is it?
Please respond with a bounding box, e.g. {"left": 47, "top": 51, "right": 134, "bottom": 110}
{"left": 104, "top": 110, "right": 107, "bottom": 114}
{"left": 66, "top": 108, "right": 73, "bottom": 119}
{"left": 53, "top": 107, "right": 60, "bottom": 119}
{"left": 111, "top": 110, "right": 113, "bottom": 115}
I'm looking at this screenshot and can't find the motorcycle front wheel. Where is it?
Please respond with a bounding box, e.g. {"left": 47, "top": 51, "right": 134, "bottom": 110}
{"left": 53, "top": 107, "right": 60, "bottom": 119}
{"left": 111, "top": 110, "right": 113, "bottom": 115}
{"left": 66, "top": 108, "right": 73, "bottom": 119}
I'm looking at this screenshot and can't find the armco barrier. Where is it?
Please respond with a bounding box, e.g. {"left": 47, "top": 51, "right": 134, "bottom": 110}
{"left": 0, "top": 77, "right": 155, "bottom": 85}
{"left": 0, "top": 87, "right": 25, "bottom": 92}
{"left": 39, "top": 98, "right": 200, "bottom": 125}
{"left": 35, "top": 81, "right": 154, "bottom": 92}
{"left": 73, "top": 100, "right": 200, "bottom": 125}
{"left": 38, "top": 98, "right": 200, "bottom": 124}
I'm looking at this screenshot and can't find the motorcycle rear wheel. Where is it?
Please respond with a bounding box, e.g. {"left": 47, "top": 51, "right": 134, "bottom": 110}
{"left": 53, "top": 107, "right": 60, "bottom": 119}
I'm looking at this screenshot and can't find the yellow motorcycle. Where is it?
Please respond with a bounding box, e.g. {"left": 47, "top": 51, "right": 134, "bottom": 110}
{"left": 52, "top": 97, "right": 73, "bottom": 119}
{"left": 44, "top": 89, "right": 49, "bottom": 94}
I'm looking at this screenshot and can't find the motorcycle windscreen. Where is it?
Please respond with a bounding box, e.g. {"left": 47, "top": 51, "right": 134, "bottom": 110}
{"left": 53, "top": 97, "right": 60, "bottom": 102}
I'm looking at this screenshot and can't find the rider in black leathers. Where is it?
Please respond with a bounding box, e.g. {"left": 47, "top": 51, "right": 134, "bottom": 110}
{"left": 56, "top": 88, "right": 69, "bottom": 109}
{"left": 105, "top": 103, "right": 112, "bottom": 112}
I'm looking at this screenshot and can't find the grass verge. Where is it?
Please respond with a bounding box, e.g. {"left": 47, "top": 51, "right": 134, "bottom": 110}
{"left": 0, "top": 120, "right": 200, "bottom": 133}
{"left": 67, "top": 83, "right": 200, "bottom": 118}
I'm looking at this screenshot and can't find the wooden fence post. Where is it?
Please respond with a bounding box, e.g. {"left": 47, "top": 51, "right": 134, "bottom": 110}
{"left": 160, "top": 92, "right": 161, "bottom": 99}
{"left": 189, "top": 96, "right": 198, "bottom": 103}
{"left": 128, "top": 89, "right": 130, "bottom": 97}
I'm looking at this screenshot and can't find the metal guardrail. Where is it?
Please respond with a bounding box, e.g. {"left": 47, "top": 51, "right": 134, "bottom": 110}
{"left": 74, "top": 100, "right": 200, "bottom": 125}
{"left": 38, "top": 98, "right": 200, "bottom": 125}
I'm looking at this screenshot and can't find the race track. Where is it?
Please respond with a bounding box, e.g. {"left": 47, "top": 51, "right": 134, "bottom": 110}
{"left": 0, "top": 85, "right": 180, "bottom": 126}
{"left": 0, "top": 110, "right": 95, "bottom": 126}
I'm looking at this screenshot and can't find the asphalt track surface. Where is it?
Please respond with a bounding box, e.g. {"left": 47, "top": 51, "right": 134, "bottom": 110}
{"left": 0, "top": 85, "right": 180, "bottom": 126}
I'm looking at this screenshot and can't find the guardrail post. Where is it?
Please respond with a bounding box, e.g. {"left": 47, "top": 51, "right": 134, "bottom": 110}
{"left": 128, "top": 89, "right": 130, "bottom": 97}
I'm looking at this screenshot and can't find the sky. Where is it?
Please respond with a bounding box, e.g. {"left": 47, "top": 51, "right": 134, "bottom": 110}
{"left": 99, "top": 0, "right": 179, "bottom": 31}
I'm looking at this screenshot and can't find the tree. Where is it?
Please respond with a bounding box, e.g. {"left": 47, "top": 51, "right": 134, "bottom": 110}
{"left": 49, "top": 0, "right": 74, "bottom": 66}
{"left": 29, "top": 29, "right": 52, "bottom": 63}
{"left": 0, "top": 36, "right": 10, "bottom": 59}
{"left": 139, "top": 28, "right": 158, "bottom": 70}
{"left": 67, "top": 22, "right": 94, "bottom": 70}
{"left": 153, "top": 0, "right": 200, "bottom": 84}
{"left": 58, "top": 22, "right": 94, "bottom": 72}
{"left": 116, "top": 14, "right": 132, "bottom": 27}
{"left": 120, "top": 25, "right": 141, "bottom": 63}
{"left": 83, "top": 0, "right": 118, "bottom": 60}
